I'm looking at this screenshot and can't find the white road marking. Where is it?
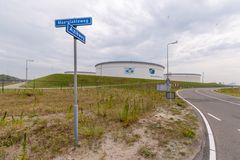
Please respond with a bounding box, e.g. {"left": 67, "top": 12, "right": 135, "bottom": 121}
{"left": 176, "top": 90, "right": 216, "bottom": 160}
{"left": 208, "top": 113, "right": 222, "bottom": 121}
{"left": 238, "top": 129, "right": 240, "bottom": 132}
{"left": 196, "top": 90, "right": 240, "bottom": 106}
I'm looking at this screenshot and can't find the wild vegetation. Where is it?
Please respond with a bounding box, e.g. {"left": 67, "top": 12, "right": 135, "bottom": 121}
{"left": 216, "top": 87, "right": 240, "bottom": 97}
{"left": 0, "top": 83, "right": 201, "bottom": 159}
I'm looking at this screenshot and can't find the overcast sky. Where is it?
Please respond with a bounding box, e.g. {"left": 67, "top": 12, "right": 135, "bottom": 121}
{"left": 0, "top": 0, "right": 240, "bottom": 84}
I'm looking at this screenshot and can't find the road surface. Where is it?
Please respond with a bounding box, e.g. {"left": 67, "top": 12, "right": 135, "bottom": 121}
{"left": 4, "top": 82, "right": 26, "bottom": 89}
{"left": 178, "top": 88, "right": 240, "bottom": 160}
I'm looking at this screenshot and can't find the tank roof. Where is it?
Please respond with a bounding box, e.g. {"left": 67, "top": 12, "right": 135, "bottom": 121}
{"left": 95, "top": 61, "right": 165, "bottom": 69}
{"left": 165, "top": 73, "right": 201, "bottom": 76}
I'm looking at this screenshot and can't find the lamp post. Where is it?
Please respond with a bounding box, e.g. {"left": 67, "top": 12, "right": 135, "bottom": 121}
{"left": 166, "top": 41, "right": 177, "bottom": 91}
{"left": 202, "top": 72, "right": 204, "bottom": 83}
{"left": 26, "top": 59, "right": 34, "bottom": 82}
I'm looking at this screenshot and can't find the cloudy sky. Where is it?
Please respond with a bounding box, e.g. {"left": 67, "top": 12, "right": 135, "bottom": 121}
{"left": 0, "top": 0, "right": 240, "bottom": 84}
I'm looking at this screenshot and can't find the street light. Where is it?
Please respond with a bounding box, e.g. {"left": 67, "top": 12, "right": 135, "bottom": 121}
{"left": 166, "top": 41, "right": 177, "bottom": 91}
{"left": 26, "top": 59, "right": 34, "bottom": 82}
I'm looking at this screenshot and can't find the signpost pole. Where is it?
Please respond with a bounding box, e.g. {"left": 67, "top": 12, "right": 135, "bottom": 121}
{"left": 166, "top": 41, "right": 177, "bottom": 92}
{"left": 26, "top": 60, "right": 28, "bottom": 82}
{"left": 73, "top": 36, "right": 79, "bottom": 146}
{"left": 55, "top": 17, "right": 92, "bottom": 147}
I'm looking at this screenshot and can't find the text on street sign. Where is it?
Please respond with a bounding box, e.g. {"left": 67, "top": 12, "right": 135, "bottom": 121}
{"left": 55, "top": 17, "right": 92, "bottom": 27}
{"left": 66, "top": 23, "right": 86, "bottom": 44}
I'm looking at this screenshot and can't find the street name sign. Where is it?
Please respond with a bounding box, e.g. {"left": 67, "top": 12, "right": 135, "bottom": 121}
{"left": 55, "top": 17, "right": 92, "bottom": 27}
{"left": 55, "top": 17, "right": 92, "bottom": 146}
{"left": 66, "top": 23, "right": 86, "bottom": 44}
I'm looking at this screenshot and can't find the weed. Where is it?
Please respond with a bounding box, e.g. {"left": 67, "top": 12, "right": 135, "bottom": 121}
{"left": 18, "top": 133, "right": 28, "bottom": 160}
{"left": 170, "top": 108, "right": 181, "bottom": 115}
{"left": 0, "top": 147, "right": 7, "bottom": 160}
{"left": 18, "top": 90, "right": 35, "bottom": 97}
{"left": 125, "top": 134, "right": 141, "bottom": 145}
{"left": 119, "top": 98, "right": 129, "bottom": 123}
{"left": 0, "top": 83, "right": 200, "bottom": 159}
{"left": 0, "top": 129, "right": 23, "bottom": 147}
{"left": 0, "top": 112, "right": 7, "bottom": 126}
{"left": 138, "top": 146, "right": 156, "bottom": 159}
{"left": 66, "top": 105, "right": 73, "bottom": 120}
{"left": 0, "top": 120, "right": 7, "bottom": 126}
{"left": 11, "top": 118, "right": 24, "bottom": 126}
{"left": 184, "top": 113, "right": 198, "bottom": 126}
{"left": 1, "top": 112, "right": 7, "bottom": 121}
{"left": 20, "top": 112, "right": 24, "bottom": 120}
{"left": 79, "top": 126, "right": 104, "bottom": 139}
{"left": 107, "top": 95, "right": 113, "bottom": 108}
{"left": 182, "top": 128, "right": 196, "bottom": 138}
{"left": 148, "top": 123, "right": 162, "bottom": 130}
{"left": 97, "top": 102, "right": 101, "bottom": 116}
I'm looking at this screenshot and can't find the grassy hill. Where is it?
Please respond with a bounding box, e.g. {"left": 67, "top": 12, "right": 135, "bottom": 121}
{"left": 27, "top": 73, "right": 224, "bottom": 89}
{"left": 0, "top": 74, "right": 21, "bottom": 81}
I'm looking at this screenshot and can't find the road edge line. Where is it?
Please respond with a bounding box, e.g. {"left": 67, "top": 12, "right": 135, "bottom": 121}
{"left": 176, "top": 89, "right": 216, "bottom": 160}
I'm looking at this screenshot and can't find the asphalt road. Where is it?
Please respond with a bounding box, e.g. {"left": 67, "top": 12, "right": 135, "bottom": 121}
{"left": 178, "top": 88, "right": 240, "bottom": 160}
{"left": 4, "top": 82, "right": 26, "bottom": 89}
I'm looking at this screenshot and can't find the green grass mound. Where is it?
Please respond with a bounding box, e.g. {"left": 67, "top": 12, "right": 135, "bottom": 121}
{"left": 26, "top": 73, "right": 224, "bottom": 89}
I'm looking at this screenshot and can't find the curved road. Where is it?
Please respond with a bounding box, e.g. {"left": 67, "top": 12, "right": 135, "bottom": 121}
{"left": 178, "top": 88, "right": 240, "bottom": 160}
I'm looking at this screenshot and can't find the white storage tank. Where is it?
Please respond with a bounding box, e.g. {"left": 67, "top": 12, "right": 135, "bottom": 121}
{"left": 164, "top": 73, "right": 202, "bottom": 83}
{"left": 95, "top": 61, "right": 165, "bottom": 80}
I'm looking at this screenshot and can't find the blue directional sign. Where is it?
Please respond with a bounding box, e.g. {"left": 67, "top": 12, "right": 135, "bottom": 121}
{"left": 55, "top": 17, "right": 92, "bottom": 28}
{"left": 66, "top": 23, "right": 86, "bottom": 44}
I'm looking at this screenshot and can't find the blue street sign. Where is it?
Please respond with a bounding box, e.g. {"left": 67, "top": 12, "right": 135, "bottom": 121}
{"left": 66, "top": 23, "right": 86, "bottom": 44}
{"left": 55, "top": 17, "right": 92, "bottom": 28}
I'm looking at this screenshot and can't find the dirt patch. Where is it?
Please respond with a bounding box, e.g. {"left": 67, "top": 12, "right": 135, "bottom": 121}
{"left": 54, "top": 102, "right": 202, "bottom": 160}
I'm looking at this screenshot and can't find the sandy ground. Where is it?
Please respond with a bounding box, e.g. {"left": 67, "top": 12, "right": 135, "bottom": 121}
{"left": 54, "top": 109, "right": 202, "bottom": 160}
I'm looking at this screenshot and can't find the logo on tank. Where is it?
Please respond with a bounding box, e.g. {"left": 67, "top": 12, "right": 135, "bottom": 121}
{"left": 124, "top": 67, "right": 134, "bottom": 74}
{"left": 149, "top": 68, "right": 155, "bottom": 74}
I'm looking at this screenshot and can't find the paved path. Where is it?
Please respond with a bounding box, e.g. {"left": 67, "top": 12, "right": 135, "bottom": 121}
{"left": 4, "top": 82, "right": 26, "bottom": 89}
{"left": 178, "top": 88, "right": 240, "bottom": 160}
{"left": 3, "top": 82, "right": 154, "bottom": 90}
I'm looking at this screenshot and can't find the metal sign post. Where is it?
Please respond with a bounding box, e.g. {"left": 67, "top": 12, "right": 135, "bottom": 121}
{"left": 55, "top": 17, "right": 92, "bottom": 146}
{"left": 25, "top": 59, "right": 34, "bottom": 82}
{"left": 166, "top": 77, "right": 171, "bottom": 92}
{"left": 73, "top": 36, "right": 78, "bottom": 146}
